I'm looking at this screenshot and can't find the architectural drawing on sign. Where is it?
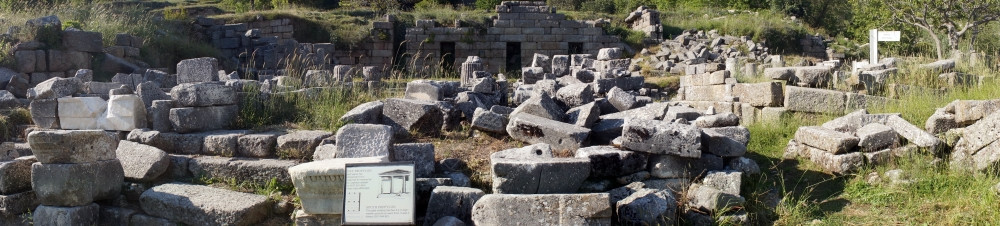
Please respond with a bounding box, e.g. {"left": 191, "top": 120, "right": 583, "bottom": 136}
{"left": 378, "top": 169, "right": 412, "bottom": 198}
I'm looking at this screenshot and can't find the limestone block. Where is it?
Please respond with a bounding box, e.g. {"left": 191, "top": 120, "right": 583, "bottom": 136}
{"left": 288, "top": 157, "right": 389, "bottom": 214}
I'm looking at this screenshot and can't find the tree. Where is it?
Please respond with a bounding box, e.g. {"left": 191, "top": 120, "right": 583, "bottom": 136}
{"left": 885, "top": 0, "right": 1000, "bottom": 59}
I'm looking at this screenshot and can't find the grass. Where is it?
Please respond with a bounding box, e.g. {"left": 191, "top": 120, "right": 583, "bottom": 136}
{"left": 736, "top": 55, "right": 1000, "bottom": 225}
{"left": 0, "top": 108, "right": 31, "bottom": 142}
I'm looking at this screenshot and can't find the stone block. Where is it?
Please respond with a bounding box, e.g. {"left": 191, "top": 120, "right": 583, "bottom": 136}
{"left": 169, "top": 82, "right": 237, "bottom": 107}
{"left": 621, "top": 119, "right": 702, "bottom": 157}
{"left": 288, "top": 157, "right": 389, "bottom": 214}
{"left": 169, "top": 105, "right": 238, "bottom": 133}
{"left": 62, "top": 29, "right": 103, "bottom": 53}
{"left": 393, "top": 143, "right": 435, "bottom": 178}
{"left": 856, "top": 123, "right": 898, "bottom": 152}
{"left": 276, "top": 130, "right": 332, "bottom": 161}
{"left": 566, "top": 102, "right": 600, "bottom": 128}
{"left": 188, "top": 156, "right": 296, "bottom": 185}
{"left": 472, "top": 108, "right": 508, "bottom": 133}
{"left": 784, "top": 86, "right": 845, "bottom": 114}
{"left": 575, "top": 146, "right": 647, "bottom": 178}
{"left": 237, "top": 132, "right": 281, "bottom": 158}
{"left": 382, "top": 98, "right": 444, "bottom": 137}
{"left": 31, "top": 160, "right": 123, "bottom": 206}
{"left": 794, "top": 126, "right": 859, "bottom": 154}
{"left": 139, "top": 183, "right": 270, "bottom": 225}
{"left": 176, "top": 57, "right": 219, "bottom": 84}
{"left": 334, "top": 124, "right": 394, "bottom": 160}
{"left": 472, "top": 193, "right": 612, "bottom": 225}
{"left": 339, "top": 100, "right": 384, "bottom": 124}
{"left": 0, "top": 157, "right": 35, "bottom": 194}
{"left": 33, "top": 203, "right": 99, "bottom": 226}
{"left": 733, "top": 82, "right": 783, "bottom": 107}
{"left": 511, "top": 93, "right": 565, "bottom": 121}
{"left": 506, "top": 113, "right": 590, "bottom": 151}
{"left": 27, "top": 130, "right": 117, "bottom": 164}
{"left": 554, "top": 83, "right": 594, "bottom": 109}
{"left": 116, "top": 140, "right": 169, "bottom": 182}
{"left": 423, "top": 186, "right": 484, "bottom": 225}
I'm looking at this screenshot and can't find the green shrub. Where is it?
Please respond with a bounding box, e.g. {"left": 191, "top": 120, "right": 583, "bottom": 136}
{"left": 579, "top": 0, "right": 614, "bottom": 14}
{"left": 474, "top": 0, "right": 502, "bottom": 10}
{"left": 546, "top": 0, "right": 581, "bottom": 11}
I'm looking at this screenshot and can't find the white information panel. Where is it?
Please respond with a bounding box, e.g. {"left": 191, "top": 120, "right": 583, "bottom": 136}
{"left": 878, "top": 31, "right": 901, "bottom": 42}
{"left": 343, "top": 162, "right": 415, "bottom": 225}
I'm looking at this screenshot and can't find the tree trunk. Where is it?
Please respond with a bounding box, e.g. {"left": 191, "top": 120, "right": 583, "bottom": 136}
{"left": 948, "top": 32, "right": 962, "bottom": 58}
{"left": 915, "top": 25, "right": 945, "bottom": 59}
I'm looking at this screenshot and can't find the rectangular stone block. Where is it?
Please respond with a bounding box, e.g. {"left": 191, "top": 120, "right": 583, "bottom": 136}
{"left": 169, "top": 105, "right": 238, "bottom": 133}
{"left": 139, "top": 183, "right": 270, "bottom": 225}
{"left": 31, "top": 160, "right": 124, "bottom": 206}
{"left": 784, "top": 86, "right": 845, "bottom": 114}
{"left": 733, "top": 82, "right": 783, "bottom": 107}
{"left": 794, "top": 126, "right": 859, "bottom": 154}
{"left": 288, "top": 157, "right": 388, "bottom": 215}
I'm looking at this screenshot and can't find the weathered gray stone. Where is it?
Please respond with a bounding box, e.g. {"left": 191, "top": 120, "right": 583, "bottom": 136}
{"left": 27, "top": 130, "right": 117, "bottom": 164}
{"left": 491, "top": 148, "right": 589, "bottom": 194}
{"left": 303, "top": 70, "right": 333, "bottom": 87}
{"left": 693, "top": 113, "right": 740, "bottom": 128}
{"left": 30, "top": 98, "right": 59, "bottom": 129}
{"left": 521, "top": 67, "right": 547, "bottom": 84}
{"left": 424, "top": 186, "right": 484, "bottom": 226}
{"left": 552, "top": 55, "right": 570, "bottom": 76}
{"left": 664, "top": 105, "right": 701, "bottom": 121}
{"left": 334, "top": 124, "right": 394, "bottom": 160}
{"left": 784, "top": 86, "right": 845, "bottom": 114}
{"left": 237, "top": 132, "right": 281, "bottom": 158}
{"left": 701, "top": 127, "right": 748, "bottom": 157}
{"left": 511, "top": 93, "right": 565, "bottom": 121}
{"left": 150, "top": 100, "right": 174, "bottom": 132}
{"left": 621, "top": 119, "right": 702, "bottom": 157}
{"left": 140, "top": 183, "right": 270, "bottom": 226}
{"left": 884, "top": 115, "right": 940, "bottom": 149}
{"left": 169, "top": 82, "right": 237, "bottom": 107}
{"left": 794, "top": 126, "right": 859, "bottom": 154}
{"left": 188, "top": 156, "right": 296, "bottom": 185}
{"left": 727, "top": 157, "right": 760, "bottom": 175}
{"left": 202, "top": 130, "right": 247, "bottom": 157}
{"left": 856, "top": 123, "right": 898, "bottom": 152}
{"left": 919, "top": 59, "right": 955, "bottom": 72}
{"left": 0, "top": 91, "right": 20, "bottom": 109}
{"left": 0, "top": 190, "right": 38, "bottom": 216}
{"left": 566, "top": 102, "right": 600, "bottom": 127}
{"left": 136, "top": 81, "right": 169, "bottom": 108}
{"left": 405, "top": 80, "right": 444, "bottom": 101}
{"left": 702, "top": 171, "right": 742, "bottom": 195}
{"left": 293, "top": 210, "right": 342, "bottom": 226}
{"left": 616, "top": 188, "right": 677, "bottom": 225}
{"left": 794, "top": 66, "right": 832, "bottom": 87}
{"left": 33, "top": 203, "right": 99, "bottom": 226}
{"left": 472, "top": 193, "right": 612, "bottom": 225}
{"left": 393, "top": 143, "right": 435, "bottom": 178}
{"left": 382, "top": 98, "right": 444, "bottom": 137}
{"left": 607, "top": 87, "right": 637, "bottom": 112}
{"left": 7, "top": 73, "right": 29, "bottom": 98}
{"left": 647, "top": 154, "right": 693, "bottom": 179}
{"left": 575, "top": 146, "right": 647, "bottom": 178}
{"left": 169, "top": 105, "right": 238, "bottom": 133}
{"left": 506, "top": 113, "right": 590, "bottom": 151}
{"left": 116, "top": 140, "right": 169, "bottom": 182}
{"left": 765, "top": 67, "right": 795, "bottom": 80}
{"left": 0, "top": 157, "right": 34, "bottom": 194}
{"left": 176, "top": 57, "right": 219, "bottom": 84}
{"left": 597, "top": 48, "right": 622, "bottom": 60}
{"left": 492, "top": 144, "right": 553, "bottom": 159}
{"left": 276, "top": 130, "right": 332, "bottom": 160}
{"left": 531, "top": 53, "right": 552, "bottom": 72}
{"left": 686, "top": 183, "right": 744, "bottom": 212}
{"left": 472, "top": 108, "right": 508, "bottom": 133}
{"left": 339, "top": 100, "right": 383, "bottom": 124}
{"left": 808, "top": 148, "right": 865, "bottom": 174}
{"left": 554, "top": 83, "right": 594, "bottom": 109}
{"left": 62, "top": 29, "right": 103, "bottom": 53}
{"left": 31, "top": 160, "right": 123, "bottom": 206}
{"left": 31, "top": 77, "right": 81, "bottom": 100}
{"left": 733, "top": 82, "right": 783, "bottom": 107}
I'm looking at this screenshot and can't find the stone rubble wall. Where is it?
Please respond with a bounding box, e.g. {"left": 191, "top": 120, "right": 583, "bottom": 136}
{"left": 405, "top": 1, "right": 626, "bottom": 73}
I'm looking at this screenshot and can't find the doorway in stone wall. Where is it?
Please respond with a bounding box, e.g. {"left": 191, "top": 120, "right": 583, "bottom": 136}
{"left": 506, "top": 42, "right": 521, "bottom": 73}
{"left": 569, "top": 42, "right": 583, "bottom": 55}
{"left": 441, "top": 42, "right": 456, "bottom": 72}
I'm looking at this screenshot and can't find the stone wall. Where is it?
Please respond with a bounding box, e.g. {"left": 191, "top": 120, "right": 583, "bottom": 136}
{"left": 405, "top": 1, "right": 626, "bottom": 73}
{"left": 625, "top": 6, "right": 662, "bottom": 43}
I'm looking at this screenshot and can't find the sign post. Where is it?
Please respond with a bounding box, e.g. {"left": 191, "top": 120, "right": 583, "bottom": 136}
{"left": 343, "top": 162, "right": 416, "bottom": 225}
{"left": 870, "top": 29, "right": 902, "bottom": 64}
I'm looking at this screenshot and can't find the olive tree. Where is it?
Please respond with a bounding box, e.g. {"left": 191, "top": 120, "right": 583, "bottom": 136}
{"left": 885, "top": 0, "right": 1000, "bottom": 59}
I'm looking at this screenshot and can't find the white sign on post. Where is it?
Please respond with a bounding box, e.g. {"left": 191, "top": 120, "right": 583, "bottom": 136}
{"left": 878, "top": 31, "right": 901, "bottom": 42}
{"left": 343, "top": 162, "right": 416, "bottom": 225}
{"left": 870, "top": 29, "right": 902, "bottom": 64}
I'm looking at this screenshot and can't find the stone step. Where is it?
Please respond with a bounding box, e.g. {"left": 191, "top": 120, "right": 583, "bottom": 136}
{"left": 139, "top": 183, "right": 270, "bottom": 226}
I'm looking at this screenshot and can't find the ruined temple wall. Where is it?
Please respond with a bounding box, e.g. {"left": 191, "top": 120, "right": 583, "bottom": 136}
{"left": 405, "top": 1, "right": 625, "bottom": 74}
